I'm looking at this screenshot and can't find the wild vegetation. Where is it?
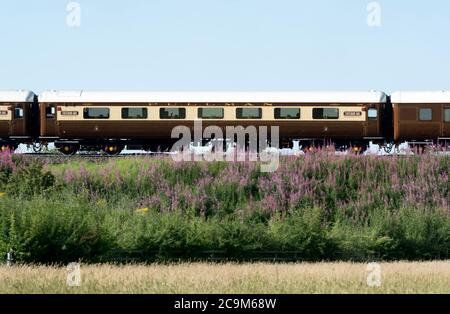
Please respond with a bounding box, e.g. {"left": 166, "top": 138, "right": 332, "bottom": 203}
{"left": 0, "top": 152, "right": 448, "bottom": 263}
{"left": 1, "top": 262, "right": 449, "bottom": 294}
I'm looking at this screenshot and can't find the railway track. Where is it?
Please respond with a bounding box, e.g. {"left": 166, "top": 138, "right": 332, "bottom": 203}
{"left": 14, "top": 152, "right": 173, "bottom": 163}
{"left": 20, "top": 152, "right": 167, "bottom": 157}
{"left": 10, "top": 140, "right": 450, "bottom": 162}
{"left": 14, "top": 149, "right": 450, "bottom": 163}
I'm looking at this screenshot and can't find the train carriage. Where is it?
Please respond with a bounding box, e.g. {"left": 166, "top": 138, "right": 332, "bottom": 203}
{"left": 39, "top": 90, "right": 388, "bottom": 155}
{"left": 391, "top": 91, "right": 450, "bottom": 146}
{"left": 0, "top": 90, "right": 38, "bottom": 150}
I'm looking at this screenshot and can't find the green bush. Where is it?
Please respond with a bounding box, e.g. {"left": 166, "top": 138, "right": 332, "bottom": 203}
{"left": 0, "top": 200, "right": 449, "bottom": 263}
{"left": 380, "top": 207, "right": 450, "bottom": 259}
{"left": 0, "top": 155, "right": 448, "bottom": 263}
{"left": 330, "top": 206, "right": 450, "bottom": 261}
{"left": 0, "top": 197, "right": 113, "bottom": 264}
{"left": 267, "top": 208, "right": 332, "bottom": 259}
{"left": 6, "top": 162, "right": 55, "bottom": 198}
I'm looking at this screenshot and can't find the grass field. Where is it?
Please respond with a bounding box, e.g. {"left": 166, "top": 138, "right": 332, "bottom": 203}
{"left": 1, "top": 262, "right": 449, "bottom": 294}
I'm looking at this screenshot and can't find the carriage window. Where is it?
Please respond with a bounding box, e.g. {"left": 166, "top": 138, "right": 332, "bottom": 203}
{"left": 274, "top": 108, "right": 300, "bottom": 119}
{"left": 444, "top": 108, "right": 450, "bottom": 122}
{"left": 368, "top": 108, "right": 378, "bottom": 119}
{"left": 198, "top": 108, "right": 224, "bottom": 119}
{"left": 83, "top": 108, "right": 110, "bottom": 119}
{"left": 46, "top": 106, "right": 56, "bottom": 119}
{"left": 313, "top": 108, "right": 339, "bottom": 119}
{"left": 236, "top": 108, "right": 262, "bottom": 119}
{"left": 122, "top": 108, "right": 148, "bottom": 119}
{"left": 14, "top": 107, "right": 24, "bottom": 119}
{"left": 419, "top": 108, "right": 432, "bottom": 121}
{"left": 160, "top": 108, "right": 186, "bottom": 119}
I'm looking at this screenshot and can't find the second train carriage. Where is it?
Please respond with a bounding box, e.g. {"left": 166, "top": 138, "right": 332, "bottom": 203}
{"left": 391, "top": 91, "right": 450, "bottom": 146}
{"left": 38, "top": 90, "right": 389, "bottom": 155}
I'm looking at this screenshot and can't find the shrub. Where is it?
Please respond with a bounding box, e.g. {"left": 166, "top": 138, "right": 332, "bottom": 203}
{"left": 6, "top": 162, "right": 55, "bottom": 198}
{"left": 0, "top": 197, "right": 113, "bottom": 263}
{"left": 0, "top": 155, "right": 447, "bottom": 263}
{"left": 267, "top": 208, "right": 333, "bottom": 259}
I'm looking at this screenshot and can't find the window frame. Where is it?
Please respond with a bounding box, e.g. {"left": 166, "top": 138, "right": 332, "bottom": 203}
{"left": 197, "top": 107, "right": 224, "bottom": 119}
{"left": 274, "top": 108, "right": 301, "bottom": 120}
{"left": 14, "top": 106, "right": 24, "bottom": 119}
{"left": 418, "top": 108, "right": 432, "bottom": 121}
{"left": 46, "top": 105, "right": 56, "bottom": 119}
{"left": 367, "top": 108, "right": 378, "bottom": 120}
{"left": 83, "top": 107, "right": 110, "bottom": 120}
{"left": 312, "top": 108, "right": 339, "bottom": 120}
{"left": 159, "top": 107, "right": 186, "bottom": 119}
{"left": 444, "top": 108, "right": 450, "bottom": 122}
{"left": 121, "top": 107, "right": 148, "bottom": 119}
{"left": 236, "top": 107, "right": 262, "bottom": 119}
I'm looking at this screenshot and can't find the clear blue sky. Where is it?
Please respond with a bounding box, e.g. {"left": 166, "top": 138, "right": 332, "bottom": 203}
{"left": 1, "top": 0, "right": 449, "bottom": 94}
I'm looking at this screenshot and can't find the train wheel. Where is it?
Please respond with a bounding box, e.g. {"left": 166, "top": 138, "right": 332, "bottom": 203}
{"left": 59, "top": 144, "right": 78, "bottom": 155}
{"left": 103, "top": 144, "right": 123, "bottom": 156}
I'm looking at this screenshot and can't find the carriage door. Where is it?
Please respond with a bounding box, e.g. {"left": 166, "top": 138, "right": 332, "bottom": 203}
{"left": 365, "top": 105, "right": 379, "bottom": 137}
{"left": 10, "top": 103, "right": 25, "bottom": 136}
{"left": 43, "top": 104, "right": 57, "bottom": 136}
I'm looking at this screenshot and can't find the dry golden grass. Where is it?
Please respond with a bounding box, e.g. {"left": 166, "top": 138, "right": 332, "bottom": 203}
{"left": 0, "top": 262, "right": 449, "bottom": 294}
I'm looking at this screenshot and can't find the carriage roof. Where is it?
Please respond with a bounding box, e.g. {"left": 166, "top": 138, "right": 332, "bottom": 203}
{"left": 0, "top": 90, "right": 35, "bottom": 102}
{"left": 391, "top": 91, "right": 450, "bottom": 104}
{"left": 39, "top": 91, "right": 387, "bottom": 104}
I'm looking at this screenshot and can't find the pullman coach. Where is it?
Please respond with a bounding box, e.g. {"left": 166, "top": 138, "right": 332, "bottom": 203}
{"left": 391, "top": 91, "right": 450, "bottom": 147}
{"left": 38, "top": 90, "right": 389, "bottom": 155}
